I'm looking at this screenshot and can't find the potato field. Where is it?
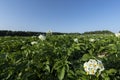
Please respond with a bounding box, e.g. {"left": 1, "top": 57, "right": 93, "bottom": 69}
{"left": 0, "top": 34, "right": 120, "bottom": 80}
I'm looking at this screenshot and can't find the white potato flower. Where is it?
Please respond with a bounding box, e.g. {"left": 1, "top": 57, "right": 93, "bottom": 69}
{"left": 31, "top": 41, "right": 37, "bottom": 45}
{"left": 38, "top": 35, "right": 46, "bottom": 41}
{"left": 89, "top": 38, "right": 95, "bottom": 42}
{"left": 97, "top": 60, "right": 104, "bottom": 74}
{"left": 47, "top": 30, "right": 52, "bottom": 35}
{"left": 83, "top": 59, "right": 104, "bottom": 75}
{"left": 115, "top": 33, "right": 120, "bottom": 37}
{"left": 74, "top": 38, "right": 78, "bottom": 43}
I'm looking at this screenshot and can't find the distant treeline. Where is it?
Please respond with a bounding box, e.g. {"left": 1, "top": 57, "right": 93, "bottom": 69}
{"left": 0, "top": 30, "right": 114, "bottom": 36}
{"left": 83, "top": 30, "right": 114, "bottom": 35}
{"left": 0, "top": 30, "right": 81, "bottom": 36}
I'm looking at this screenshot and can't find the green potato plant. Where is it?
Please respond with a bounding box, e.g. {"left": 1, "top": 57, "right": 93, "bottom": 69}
{"left": 0, "top": 34, "right": 120, "bottom": 80}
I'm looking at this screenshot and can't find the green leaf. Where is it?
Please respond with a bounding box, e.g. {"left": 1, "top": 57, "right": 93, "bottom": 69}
{"left": 44, "top": 65, "right": 50, "bottom": 72}
{"left": 52, "top": 61, "right": 62, "bottom": 71}
{"left": 106, "top": 69, "right": 117, "bottom": 75}
{"left": 104, "top": 77, "right": 110, "bottom": 80}
{"left": 81, "top": 54, "right": 92, "bottom": 61}
{"left": 67, "top": 70, "right": 75, "bottom": 79}
{"left": 98, "top": 46, "right": 105, "bottom": 53}
{"left": 58, "top": 66, "right": 65, "bottom": 80}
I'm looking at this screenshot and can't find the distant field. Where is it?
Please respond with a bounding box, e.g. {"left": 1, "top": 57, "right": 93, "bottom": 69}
{"left": 0, "top": 34, "right": 120, "bottom": 80}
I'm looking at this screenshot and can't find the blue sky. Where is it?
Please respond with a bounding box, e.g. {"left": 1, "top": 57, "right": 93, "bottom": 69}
{"left": 0, "top": 0, "right": 120, "bottom": 33}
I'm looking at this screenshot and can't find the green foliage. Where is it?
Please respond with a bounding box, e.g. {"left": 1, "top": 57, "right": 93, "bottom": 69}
{"left": 0, "top": 34, "right": 120, "bottom": 80}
